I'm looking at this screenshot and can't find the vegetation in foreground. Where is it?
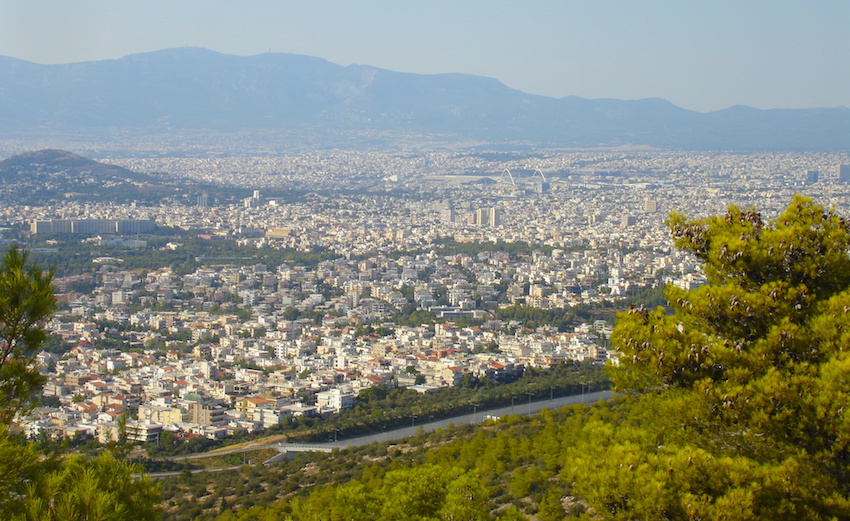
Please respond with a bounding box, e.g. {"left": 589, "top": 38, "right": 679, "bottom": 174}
{"left": 0, "top": 248, "right": 160, "bottom": 520}
{"left": 4, "top": 195, "right": 850, "bottom": 520}
{"left": 164, "top": 196, "right": 850, "bottom": 521}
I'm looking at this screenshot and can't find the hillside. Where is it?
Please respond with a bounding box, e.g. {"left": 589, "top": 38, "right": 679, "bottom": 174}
{"left": 0, "top": 149, "right": 153, "bottom": 183}
{"left": 0, "top": 149, "right": 177, "bottom": 204}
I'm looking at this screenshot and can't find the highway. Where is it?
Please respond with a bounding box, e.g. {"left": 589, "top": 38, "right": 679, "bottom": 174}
{"left": 153, "top": 389, "right": 612, "bottom": 476}
{"left": 324, "top": 389, "right": 611, "bottom": 449}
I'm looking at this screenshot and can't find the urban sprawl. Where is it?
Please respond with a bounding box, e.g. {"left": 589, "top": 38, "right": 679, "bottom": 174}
{"left": 7, "top": 149, "right": 850, "bottom": 445}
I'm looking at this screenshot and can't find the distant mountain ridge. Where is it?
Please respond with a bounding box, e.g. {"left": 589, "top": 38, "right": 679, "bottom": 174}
{"left": 0, "top": 47, "right": 847, "bottom": 151}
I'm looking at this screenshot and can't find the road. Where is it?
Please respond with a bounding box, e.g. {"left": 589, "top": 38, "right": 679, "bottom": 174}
{"left": 168, "top": 391, "right": 611, "bottom": 460}
{"left": 149, "top": 465, "right": 242, "bottom": 479}
{"left": 156, "top": 389, "right": 612, "bottom": 472}
{"left": 324, "top": 389, "right": 611, "bottom": 448}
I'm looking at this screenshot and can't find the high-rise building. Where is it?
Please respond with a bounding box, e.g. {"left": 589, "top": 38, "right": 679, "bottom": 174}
{"left": 805, "top": 171, "right": 819, "bottom": 185}
{"left": 531, "top": 181, "right": 550, "bottom": 193}
{"left": 489, "top": 207, "right": 502, "bottom": 227}
{"left": 839, "top": 165, "right": 850, "bottom": 183}
{"left": 644, "top": 199, "right": 658, "bottom": 213}
{"left": 471, "top": 207, "right": 502, "bottom": 227}
{"left": 446, "top": 206, "right": 456, "bottom": 223}
{"left": 440, "top": 201, "right": 456, "bottom": 223}
{"left": 197, "top": 193, "right": 210, "bottom": 207}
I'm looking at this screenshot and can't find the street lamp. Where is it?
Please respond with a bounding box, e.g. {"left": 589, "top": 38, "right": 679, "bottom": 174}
{"left": 411, "top": 414, "right": 417, "bottom": 427}
{"left": 472, "top": 403, "right": 479, "bottom": 421}
{"left": 526, "top": 391, "right": 533, "bottom": 414}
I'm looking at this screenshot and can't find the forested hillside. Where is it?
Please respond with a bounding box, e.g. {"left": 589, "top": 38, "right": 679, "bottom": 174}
{"left": 185, "top": 196, "right": 850, "bottom": 520}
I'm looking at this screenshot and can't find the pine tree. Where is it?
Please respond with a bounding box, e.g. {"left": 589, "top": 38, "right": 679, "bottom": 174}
{"left": 0, "top": 247, "right": 160, "bottom": 520}
{"left": 563, "top": 196, "right": 850, "bottom": 519}
{"left": 0, "top": 247, "right": 56, "bottom": 424}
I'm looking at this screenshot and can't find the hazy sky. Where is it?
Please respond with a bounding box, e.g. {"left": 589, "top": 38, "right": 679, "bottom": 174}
{"left": 1, "top": 1, "right": 847, "bottom": 112}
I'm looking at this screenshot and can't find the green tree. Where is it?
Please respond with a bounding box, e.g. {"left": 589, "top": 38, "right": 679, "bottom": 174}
{"left": 0, "top": 248, "right": 160, "bottom": 520}
{"left": 0, "top": 247, "right": 56, "bottom": 424}
{"left": 564, "top": 197, "right": 850, "bottom": 519}
{"left": 438, "top": 471, "right": 491, "bottom": 521}
{"left": 108, "top": 410, "right": 131, "bottom": 461}
{"left": 14, "top": 453, "right": 159, "bottom": 521}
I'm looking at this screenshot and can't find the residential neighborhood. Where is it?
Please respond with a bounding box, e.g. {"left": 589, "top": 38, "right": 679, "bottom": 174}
{"left": 9, "top": 149, "right": 850, "bottom": 446}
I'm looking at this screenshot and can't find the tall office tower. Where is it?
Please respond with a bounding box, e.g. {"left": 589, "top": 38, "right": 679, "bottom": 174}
{"left": 476, "top": 208, "right": 490, "bottom": 227}
{"left": 197, "top": 193, "right": 210, "bottom": 207}
{"left": 620, "top": 215, "right": 637, "bottom": 227}
{"left": 440, "top": 201, "right": 456, "bottom": 223}
{"left": 489, "top": 207, "right": 502, "bottom": 227}
{"left": 839, "top": 165, "right": 850, "bottom": 183}
{"left": 253, "top": 189, "right": 261, "bottom": 200}
{"left": 644, "top": 199, "right": 658, "bottom": 213}
{"left": 441, "top": 206, "right": 457, "bottom": 223}
{"left": 805, "top": 171, "right": 819, "bottom": 185}
{"left": 531, "top": 181, "right": 550, "bottom": 193}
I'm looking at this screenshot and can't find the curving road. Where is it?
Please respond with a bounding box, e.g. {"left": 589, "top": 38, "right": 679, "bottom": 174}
{"left": 324, "top": 389, "right": 612, "bottom": 448}
{"left": 155, "top": 389, "right": 612, "bottom": 474}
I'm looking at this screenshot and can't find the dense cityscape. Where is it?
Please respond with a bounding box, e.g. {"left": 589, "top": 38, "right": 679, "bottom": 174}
{"left": 2, "top": 2, "right": 848, "bottom": 518}
{"left": 4, "top": 148, "right": 848, "bottom": 448}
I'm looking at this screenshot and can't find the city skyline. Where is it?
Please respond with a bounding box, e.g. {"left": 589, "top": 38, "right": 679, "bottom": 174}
{"left": 1, "top": 0, "right": 847, "bottom": 113}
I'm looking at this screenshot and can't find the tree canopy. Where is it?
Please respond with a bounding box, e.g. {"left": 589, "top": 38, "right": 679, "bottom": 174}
{"left": 0, "top": 247, "right": 56, "bottom": 424}
{"left": 566, "top": 196, "right": 850, "bottom": 519}
{"left": 0, "top": 247, "right": 159, "bottom": 520}
{"left": 205, "top": 197, "right": 850, "bottom": 521}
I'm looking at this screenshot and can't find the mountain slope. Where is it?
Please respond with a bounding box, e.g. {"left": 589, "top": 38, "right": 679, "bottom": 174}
{"left": 0, "top": 149, "right": 153, "bottom": 183}
{"left": 0, "top": 48, "right": 847, "bottom": 150}
{"left": 0, "top": 149, "right": 179, "bottom": 204}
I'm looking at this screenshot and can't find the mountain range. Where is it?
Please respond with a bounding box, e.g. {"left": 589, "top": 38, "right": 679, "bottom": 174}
{"left": 1, "top": 47, "right": 847, "bottom": 151}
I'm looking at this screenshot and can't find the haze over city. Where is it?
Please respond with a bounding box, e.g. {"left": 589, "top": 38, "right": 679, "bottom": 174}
{"left": 1, "top": 0, "right": 848, "bottom": 112}
{"left": 2, "top": 1, "right": 850, "bottom": 520}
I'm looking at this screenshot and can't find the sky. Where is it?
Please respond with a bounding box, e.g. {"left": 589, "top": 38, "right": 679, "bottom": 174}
{"left": 1, "top": 0, "right": 847, "bottom": 113}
